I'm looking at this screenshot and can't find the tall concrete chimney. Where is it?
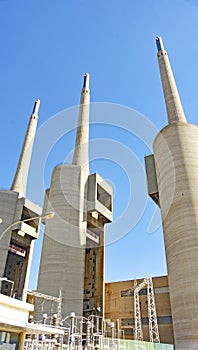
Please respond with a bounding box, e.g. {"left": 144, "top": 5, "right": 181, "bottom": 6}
{"left": 37, "top": 75, "right": 91, "bottom": 317}
{"left": 152, "top": 37, "right": 198, "bottom": 348}
{"left": 11, "top": 99, "right": 40, "bottom": 197}
{"left": 156, "top": 36, "right": 186, "bottom": 124}
{"left": 37, "top": 73, "right": 113, "bottom": 322}
{"left": 72, "top": 73, "right": 90, "bottom": 175}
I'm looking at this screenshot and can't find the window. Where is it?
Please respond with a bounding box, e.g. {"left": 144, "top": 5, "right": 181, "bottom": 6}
{"left": 122, "top": 328, "right": 134, "bottom": 336}
{"left": 84, "top": 289, "right": 90, "bottom": 294}
{"left": 121, "top": 290, "right": 133, "bottom": 297}
{"left": 157, "top": 316, "right": 172, "bottom": 324}
{"left": 121, "top": 319, "right": 134, "bottom": 326}
{"left": 139, "top": 288, "right": 147, "bottom": 295}
{"left": 142, "top": 318, "right": 149, "bottom": 325}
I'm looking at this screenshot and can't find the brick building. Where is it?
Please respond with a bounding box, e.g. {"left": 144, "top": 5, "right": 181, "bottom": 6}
{"left": 105, "top": 276, "right": 174, "bottom": 345}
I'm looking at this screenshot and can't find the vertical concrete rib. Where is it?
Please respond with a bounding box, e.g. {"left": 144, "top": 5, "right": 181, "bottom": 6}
{"left": 156, "top": 36, "right": 186, "bottom": 124}
{"left": 11, "top": 100, "right": 40, "bottom": 197}
{"left": 72, "top": 73, "right": 90, "bottom": 174}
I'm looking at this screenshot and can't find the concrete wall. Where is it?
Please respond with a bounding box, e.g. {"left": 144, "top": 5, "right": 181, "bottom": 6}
{"left": 0, "top": 191, "right": 19, "bottom": 279}
{"left": 37, "top": 164, "right": 87, "bottom": 318}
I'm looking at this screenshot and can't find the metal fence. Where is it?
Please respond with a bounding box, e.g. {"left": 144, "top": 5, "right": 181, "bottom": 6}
{"left": 23, "top": 338, "right": 174, "bottom": 350}
{"left": 23, "top": 339, "right": 57, "bottom": 350}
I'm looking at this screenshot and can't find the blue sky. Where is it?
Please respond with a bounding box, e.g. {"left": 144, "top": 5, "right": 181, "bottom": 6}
{"left": 1, "top": 0, "right": 198, "bottom": 289}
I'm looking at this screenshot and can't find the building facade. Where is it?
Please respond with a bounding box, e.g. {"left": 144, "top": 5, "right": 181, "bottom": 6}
{"left": 105, "top": 276, "right": 174, "bottom": 345}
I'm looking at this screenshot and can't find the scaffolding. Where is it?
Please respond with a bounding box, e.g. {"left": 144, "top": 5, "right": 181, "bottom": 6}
{"left": 134, "top": 275, "right": 160, "bottom": 343}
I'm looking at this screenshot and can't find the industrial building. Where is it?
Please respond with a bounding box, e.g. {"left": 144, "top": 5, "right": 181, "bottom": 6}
{"left": 105, "top": 276, "right": 174, "bottom": 345}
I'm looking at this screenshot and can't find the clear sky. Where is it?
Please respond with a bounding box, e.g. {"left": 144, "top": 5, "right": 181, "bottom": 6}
{"left": 1, "top": 0, "right": 198, "bottom": 290}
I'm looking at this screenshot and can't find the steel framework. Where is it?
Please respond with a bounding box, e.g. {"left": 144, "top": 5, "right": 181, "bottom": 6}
{"left": 27, "top": 290, "right": 62, "bottom": 323}
{"left": 134, "top": 275, "right": 160, "bottom": 343}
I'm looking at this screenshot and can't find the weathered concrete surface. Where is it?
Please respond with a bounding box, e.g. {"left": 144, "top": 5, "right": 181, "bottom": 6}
{"left": 154, "top": 123, "right": 198, "bottom": 349}
{"left": 37, "top": 164, "right": 87, "bottom": 316}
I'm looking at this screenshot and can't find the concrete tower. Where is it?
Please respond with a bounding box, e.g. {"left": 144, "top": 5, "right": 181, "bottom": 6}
{"left": 11, "top": 99, "right": 40, "bottom": 198}
{"left": 145, "top": 37, "right": 198, "bottom": 348}
{"left": 0, "top": 100, "right": 42, "bottom": 300}
{"left": 37, "top": 74, "right": 112, "bottom": 319}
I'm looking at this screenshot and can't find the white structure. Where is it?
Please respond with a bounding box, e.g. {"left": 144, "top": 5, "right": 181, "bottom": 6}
{"left": 37, "top": 74, "right": 112, "bottom": 320}
{"left": 0, "top": 293, "right": 64, "bottom": 350}
{"left": 0, "top": 292, "right": 34, "bottom": 350}
{"left": 145, "top": 37, "right": 198, "bottom": 348}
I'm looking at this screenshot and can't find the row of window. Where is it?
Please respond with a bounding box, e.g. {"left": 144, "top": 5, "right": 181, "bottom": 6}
{"left": 122, "top": 328, "right": 134, "bottom": 336}
{"left": 121, "top": 316, "right": 172, "bottom": 326}
{"left": 121, "top": 288, "right": 147, "bottom": 297}
{"left": 121, "top": 286, "right": 169, "bottom": 297}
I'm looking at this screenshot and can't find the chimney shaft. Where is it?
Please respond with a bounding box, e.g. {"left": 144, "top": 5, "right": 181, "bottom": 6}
{"left": 11, "top": 100, "right": 40, "bottom": 197}
{"left": 156, "top": 36, "right": 186, "bottom": 124}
